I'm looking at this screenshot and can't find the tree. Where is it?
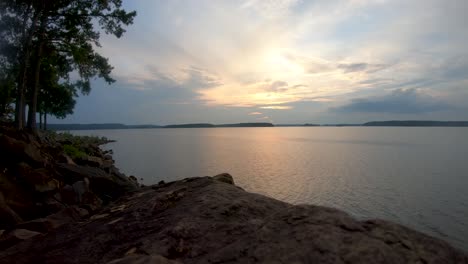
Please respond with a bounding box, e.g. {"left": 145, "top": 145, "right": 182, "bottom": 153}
{"left": 0, "top": 0, "right": 136, "bottom": 129}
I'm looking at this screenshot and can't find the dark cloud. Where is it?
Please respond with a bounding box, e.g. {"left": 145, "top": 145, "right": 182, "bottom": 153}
{"left": 334, "top": 88, "right": 453, "bottom": 114}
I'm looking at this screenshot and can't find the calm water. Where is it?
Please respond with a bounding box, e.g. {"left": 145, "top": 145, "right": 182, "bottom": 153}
{"left": 73, "top": 127, "right": 468, "bottom": 250}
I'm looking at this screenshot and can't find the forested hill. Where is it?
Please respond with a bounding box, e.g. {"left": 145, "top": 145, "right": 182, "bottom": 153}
{"left": 363, "top": 121, "right": 468, "bottom": 127}
{"left": 48, "top": 124, "right": 162, "bottom": 130}
{"left": 48, "top": 123, "right": 274, "bottom": 130}
{"left": 164, "top": 123, "right": 274, "bottom": 128}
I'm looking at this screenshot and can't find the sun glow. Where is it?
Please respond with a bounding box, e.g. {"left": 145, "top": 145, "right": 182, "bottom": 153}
{"left": 263, "top": 50, "right": 304, "bottom": 77}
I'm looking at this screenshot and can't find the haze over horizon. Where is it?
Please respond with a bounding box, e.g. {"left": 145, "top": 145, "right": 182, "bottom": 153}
{"left": 50, "top": 0, "right": 468, "bottom": 125}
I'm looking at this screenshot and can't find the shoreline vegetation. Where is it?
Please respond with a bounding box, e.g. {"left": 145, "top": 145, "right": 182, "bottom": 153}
{"left": 0, "top": 125, "right": 467, "bottom": 262}
{"left": 46, "top": 120, "right": 468, "bottom": 130}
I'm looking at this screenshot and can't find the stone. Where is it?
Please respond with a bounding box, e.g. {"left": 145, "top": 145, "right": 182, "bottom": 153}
{"left": 81, "top": 191, "right": 103, "bottom": 212}
{"left": 59, "top": 185, "right": 77, "bottom": 205}
{"left": 58, "top": 153, "right": 76, "bottom": 165}
{"left": 43, "top": 196, "right": 65, "bottom": 214}
{"left": 35, "top": 178, "right": 61, "bottom": 193}
{"left": 56, "top": 163, "right": 137, "bottom": 202}
{"left": 0, "top": 192, "right": 23, "bottom": 228}
{"left": 0, "top": 135, "right": 46, "bottom": 166}
{"left": 106, "top": 255, "right": 182, "bottom": 264}
{"left": 212, "top": 173, "right": 234, "bottom": 185}
{"left": 104, "top": 154, "right": 113, "bottom": 162}
{"left": 86, "top": 156, "right": 104, "bottom": 168}
{"left": 72, "top": 178, "right": 90, "bottom": 203}
{"left": 1, "top": 176, "right": 466, "bottom": 264}
{"left": 15, "top": 206, "right": 88, "bottom": 233}
{"left": 0, "top": 229, "right": 42, "bottom": 250}
{"left": 129, "top": 175, "right": 138, "bottom": 183}
{"left": 76, "top": 156, "right": 104, "bottom": 168}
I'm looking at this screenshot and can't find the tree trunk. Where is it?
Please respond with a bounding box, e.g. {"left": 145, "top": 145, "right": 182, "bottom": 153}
{"left": 39, "top": 110, "right": 43, "bottom": 129}
{"left": 15, "top": 9, "right": 40, "bottom": 130}
{"left": 27, "top": 6, "right": 47, "bottom": 130}
{"left": 44, "top": 112, "right": 47, "bottom": 130}
{"left": 27, "top": 40, "right": 44, "bottom": 130}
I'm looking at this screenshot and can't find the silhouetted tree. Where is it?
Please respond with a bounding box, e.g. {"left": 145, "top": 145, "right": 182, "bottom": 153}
{"left": 0, "top": 0, "right": 136, "bottom": 129}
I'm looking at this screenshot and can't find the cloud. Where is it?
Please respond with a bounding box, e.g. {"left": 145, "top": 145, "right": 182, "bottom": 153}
{"left": 334, "top": 88, "right": 453, "bottom": 114}
{"left": 265, "top": 80, "right": 289, "bottom": 92}
{"left": 248, "top": 112, "right": 263, "bottom": 115}
{"left": 337, "top": 63, "right": 388, "bottom": 73}
{"left": 260, "top": 105, "right": 293, "bottom": 110}
{"left": 56, "top": 0, "right": 468, "bottom": 124}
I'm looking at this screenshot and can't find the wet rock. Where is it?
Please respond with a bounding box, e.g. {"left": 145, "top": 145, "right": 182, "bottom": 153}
{"left": 1, "top": 176, "right": 466, "bottom": 264}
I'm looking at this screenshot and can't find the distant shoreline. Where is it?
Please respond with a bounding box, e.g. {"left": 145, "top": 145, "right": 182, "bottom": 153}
{"left": 47, "top": 120, "right": 468, "bottom": 131}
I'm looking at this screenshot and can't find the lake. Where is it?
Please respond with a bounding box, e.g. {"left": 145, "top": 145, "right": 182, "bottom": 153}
{"left": 72, "top": 127, "right": 468, "bottom": 250}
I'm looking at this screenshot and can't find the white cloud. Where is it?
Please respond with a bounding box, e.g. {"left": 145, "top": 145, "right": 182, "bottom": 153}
{"left": 68, "top": 0, "right": 468, "bottom": 123}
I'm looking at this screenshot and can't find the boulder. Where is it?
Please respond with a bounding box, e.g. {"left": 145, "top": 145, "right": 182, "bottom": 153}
{"left": 59, "top": 185, "right": 77, "bottom": 205}
{"left": 107, "top": 255, "right": 182, "bottom": 264}
{"left": 0, "top": 192, "right": 23, "bottom": 228}
{"left": 0, "top": 176, "right": 466, "bottom": 264}
{"left": 58, "top": 153, "right": 76, "bottom": 165}
{"left": 15, "top": 206, "right": 88, "bottom": 233}
{"left": 56, "top": 163, "right": 138, "bottom": 202}
{"left": 104, "top": 154, "right": 114, "bottom": 162}
{"left": 0, "top": 173, "right": 37, "bottom": 224}
{"left": 81, "top": 191, "right": 103, "bottom": 212}
{"left": 0, "top": 229, "right": 42, "bottom": 250}
{"left": 212, "top": 173, "right": 234, "bottom": 185}
{"left": 76, "top": 155, "right": 104, "bottom": 168}
{"left": 0, "top": 135, "right": 45, "bottom": 167}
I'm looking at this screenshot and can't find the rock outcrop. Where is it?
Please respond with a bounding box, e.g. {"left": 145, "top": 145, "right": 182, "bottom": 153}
{"left": 0, "top": 175, "right": 466, "bottom": 264}
{"left": 0, "top": 126, "right": 139, "bottom": 235}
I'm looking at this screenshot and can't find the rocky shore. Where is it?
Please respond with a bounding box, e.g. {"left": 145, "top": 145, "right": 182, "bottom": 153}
{"left": 0, "top": 126, "right": 467, "bottom": 263}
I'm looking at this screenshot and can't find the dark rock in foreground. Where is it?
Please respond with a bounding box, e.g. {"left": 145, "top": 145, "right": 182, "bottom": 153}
{"left": 1, "top": 175, "right": 466, "bottom": 264}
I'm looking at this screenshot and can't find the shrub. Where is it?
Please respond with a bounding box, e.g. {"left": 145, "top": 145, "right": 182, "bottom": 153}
{"left": 63, "top": 144, "right": 87, "bottom": 159}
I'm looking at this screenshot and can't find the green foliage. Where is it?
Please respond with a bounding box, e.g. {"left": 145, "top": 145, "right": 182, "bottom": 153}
{"left": 0, "top": 0, "right": 137, "bottom": 128}
{"left": 57, "top": 131, "right": 111, "bottom": 146}
{"left": 63, "top": 144, "right": 87, "bottom": 159}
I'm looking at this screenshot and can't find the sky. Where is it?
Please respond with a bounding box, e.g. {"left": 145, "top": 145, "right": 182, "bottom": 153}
{"left": 52, "top": 0, "right": 468, "bottom": 125}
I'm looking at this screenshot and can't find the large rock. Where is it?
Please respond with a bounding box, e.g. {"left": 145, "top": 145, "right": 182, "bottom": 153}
{"left": 56, "top": 163, "right": 138, "bottom": 202}
{"left": 0, "top": 229, "right": 42, "bottom": 250}
{"left": 76, "top": 156, "right": 104, "bottom": 168}
{"left": 0, "top": 192, "right": 22, "bottom": 228}
{"left": 0, "top": 135, "right": 46, "bottom": 167}
{"left": 15, "top": 206, "right": 88, "bottom": 234}
{"left": 0, "top": 175, "right": 466, "bottom": 264}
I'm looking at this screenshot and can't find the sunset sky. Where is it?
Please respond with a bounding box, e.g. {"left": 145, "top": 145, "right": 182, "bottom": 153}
{"left": 53, "top": 0, "right": 468, "bottom": 125}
